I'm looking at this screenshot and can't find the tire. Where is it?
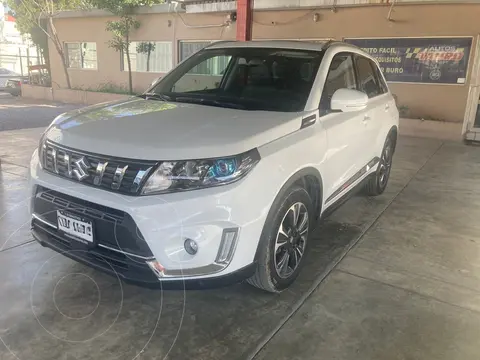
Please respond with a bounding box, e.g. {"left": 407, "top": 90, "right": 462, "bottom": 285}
{"left": 365, "top": 134, "right": 395, "bottom": 196}
{"left": 247, "top": 185, "right": 314, "bottom": 293}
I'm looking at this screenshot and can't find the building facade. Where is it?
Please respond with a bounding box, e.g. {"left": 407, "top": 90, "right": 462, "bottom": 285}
{"left": 1, "top": 4, "right": 39, "bottom": 75}
{"left": 47, "top": 1, "right": 480, "bottom": 135}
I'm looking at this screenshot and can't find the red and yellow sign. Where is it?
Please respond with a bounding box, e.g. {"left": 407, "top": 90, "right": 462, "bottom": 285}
{"left": 406, "top": 47, "right": 465, "bottom": 62}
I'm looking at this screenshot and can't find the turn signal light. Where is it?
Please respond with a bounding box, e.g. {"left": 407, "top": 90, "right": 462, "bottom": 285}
{"left": 146, "top": 260, "right": 165, "bottom": 278}
{"left": 216, "top": 228, "right": 238, "bottom": 264}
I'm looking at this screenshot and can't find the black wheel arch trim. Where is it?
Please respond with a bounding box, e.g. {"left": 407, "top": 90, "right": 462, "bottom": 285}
{"left": 252, "top": 167, "right": 323, "bottom": 263}
{"left": 388, "top": 125, "right": 398, "bottom": 152}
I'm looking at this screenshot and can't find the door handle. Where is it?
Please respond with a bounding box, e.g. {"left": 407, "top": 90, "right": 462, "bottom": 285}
{"left": 385, "top": 104, "right": 390, "bottom": 111}
{"left": 363, "top": 114, "right": 371, "bottom": 123}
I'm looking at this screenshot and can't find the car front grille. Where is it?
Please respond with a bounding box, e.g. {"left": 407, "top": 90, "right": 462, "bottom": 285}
{"left": 33, "top": 186, "right": 155, "bottom": 258}
{"left": 32, "top": 220, "right": 160, "bottom": 286}
{"left": 42, "top": 141, "right": 157, "bottom": 195}
{"left": 38, "top": 187, "right": 125, "bottom": 223}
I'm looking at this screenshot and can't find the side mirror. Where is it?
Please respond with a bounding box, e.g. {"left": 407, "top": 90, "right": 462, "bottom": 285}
{"left": 331, "top": 88, "right": 368, "bottom": 113}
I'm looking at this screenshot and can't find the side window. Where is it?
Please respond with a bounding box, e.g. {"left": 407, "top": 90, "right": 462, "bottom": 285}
{"left": 373, "top": 62, "right": 389, "bottom": 94}
{"left": 355, "top": 56, "right": 382, "bottom": 98}
{"left": 319, "top": 53, "right": 356, "bottom": 116}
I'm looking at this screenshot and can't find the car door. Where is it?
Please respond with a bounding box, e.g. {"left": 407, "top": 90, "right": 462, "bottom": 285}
{"left": 354, "top": 55, "right": 391, "bottom": 160}
{"left": 319, "top": 52, "right": 369, "bottom": 203}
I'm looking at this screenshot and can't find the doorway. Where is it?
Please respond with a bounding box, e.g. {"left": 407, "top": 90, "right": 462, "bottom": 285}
{"left": 464, "top": 35, "right": 480, "bottom": 140}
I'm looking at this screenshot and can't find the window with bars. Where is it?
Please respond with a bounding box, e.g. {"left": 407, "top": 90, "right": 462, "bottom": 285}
{"left": 123, "top": 41, "right": 173, "bottom": 73}
{"left": 179, "top": 41, "right": 211, "bottom": 61}
{"left": 179, "top": 41, "right": 230, "bottom": 75}
{"left": 65, "top": 42, "right": 97, "bottom": 69}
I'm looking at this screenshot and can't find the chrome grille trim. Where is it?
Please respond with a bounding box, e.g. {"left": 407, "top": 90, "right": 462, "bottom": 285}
{"left": 51, "top": 147, "right": 58, "bottom": 173}
{"left": 132, "top": 169, "right": 150, "bottom": 193}
{"left": 32, "top": 213, "right": 57, "bottom": 229}
{"left": 112, "top": 165, "right": 128, "bottom": 190}
{"left": 42, "top": 140, "right": 158, "bottom": 195}
{"left": 97, "top": 244, "right": 155, "bottom": 261}
{"left": 94, "top": 161, "right": 108, "bottom": 185}
{"left": 63, "top": 152, "right": 72, "bottom": 177}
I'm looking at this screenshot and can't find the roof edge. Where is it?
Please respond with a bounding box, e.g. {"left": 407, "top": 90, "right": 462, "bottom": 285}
{"left": 52, "top": 0, "right": 479, "bottom": 19}
{"left": 53, "top": 3, "right": 181, "bottom": 19}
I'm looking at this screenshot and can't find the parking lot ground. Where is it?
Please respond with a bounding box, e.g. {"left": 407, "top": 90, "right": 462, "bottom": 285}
{"left": 257, "top": 139, "right": 480, "bottom": 360}
{"left": 0, "top": 93, "right": 80, "bottom": 132}
{"left": 1, "top": 125, "right": 479, "bottom": 360}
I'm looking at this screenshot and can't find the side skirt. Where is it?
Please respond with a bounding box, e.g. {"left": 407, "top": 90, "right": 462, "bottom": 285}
{"left": 320, "top": 157, "right": 380, "bottom": 220}
{"left": 320, "top": 174, "right": 372, "bottom": 220}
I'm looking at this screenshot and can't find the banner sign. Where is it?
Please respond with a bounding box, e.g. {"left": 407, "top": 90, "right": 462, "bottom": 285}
{"left": 344, "top": 37, "right": 472, "bottom": 84}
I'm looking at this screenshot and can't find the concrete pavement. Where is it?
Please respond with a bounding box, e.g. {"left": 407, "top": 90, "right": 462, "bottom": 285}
{"left": 257, "top": 140, "right": 480, "bottom": 360}
{"left": 1, "top": 124, "right": 479, "bottom": 360}
{"left": 0, "top": 93, "right": 80, "bottom": 131}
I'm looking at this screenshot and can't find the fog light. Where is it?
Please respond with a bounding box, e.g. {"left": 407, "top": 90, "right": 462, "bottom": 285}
{"left": 184, "top": 238, "right": 198, "bottom": 255}
{"left": 216, "top": 228, "right": 238, "bottom": 264}
{"left": 146, "top": 260, "right": 165, "bottom": 278}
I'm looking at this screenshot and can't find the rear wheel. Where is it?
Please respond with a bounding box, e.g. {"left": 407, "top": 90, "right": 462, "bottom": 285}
{"left": 247, "top": 185, "right": 314, "bottom": 293}
{"left": 365, "top": 135, "right": 394, "bottom": 196}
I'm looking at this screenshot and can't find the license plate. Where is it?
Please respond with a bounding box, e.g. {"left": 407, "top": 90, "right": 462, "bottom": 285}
{"left": 57, "top": 210, "right": 94, "bottom": 243}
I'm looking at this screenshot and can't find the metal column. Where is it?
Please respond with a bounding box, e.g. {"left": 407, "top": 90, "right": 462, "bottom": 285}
{"left": 236, "top": 0, "right": 253, "bottom": 41}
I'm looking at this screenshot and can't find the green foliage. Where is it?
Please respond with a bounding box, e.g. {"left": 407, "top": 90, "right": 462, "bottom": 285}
{"left": 89, "top": 0, "right": 164, "bottom": 94}
{"left": 420, "top": 115, "right": 445, "bottom": 122}
{"left": 96, "top": 82, "right": 132, "bottom": 95}
{"left": 74, "top": 82, "right": 132, "bottom": 95}
{"left": 104, "top": 15, "right": 139, "bottom": 94}
{"left": 136, "top": 42, "right": 156, "bottom": 54}
{"left": 105, "top": 16, "right": 140, "bottom": 52}
{"left": 6, "top": 0, "right": 46, "bottom": 53}
{"left": 6, "top": 0, "right": 88, "bottom": 36}
{"left": 5, "top": 0, "right": 89, "bottom": 88}
{"left": 87, "top": 0, "right": 162, "bottom": 16}
{"left": 136, "top": 42, "right": 156, "bottom": 71}
{"left": 7, "top": 0, "right": 164, "bottom": 91}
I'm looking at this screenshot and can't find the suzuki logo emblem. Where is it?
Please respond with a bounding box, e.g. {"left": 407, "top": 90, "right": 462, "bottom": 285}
{"left": 72, "top": 157, "right": 91, "bottom": 181}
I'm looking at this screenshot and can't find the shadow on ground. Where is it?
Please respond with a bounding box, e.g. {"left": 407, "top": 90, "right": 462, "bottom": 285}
{"left": 0, "top": 136, "right": 442, "bottom": 360}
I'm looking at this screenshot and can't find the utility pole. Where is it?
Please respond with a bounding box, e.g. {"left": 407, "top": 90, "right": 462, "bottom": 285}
{"left": 236, "top": 0, "right": 253, "bottom": 41}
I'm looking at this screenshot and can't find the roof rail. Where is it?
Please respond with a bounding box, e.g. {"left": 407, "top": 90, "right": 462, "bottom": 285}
{"left": 322, "top": 40, "right": 346, "bottom": 49}
{"left": 322, "top": 39, "right": 334, "bottom": 49}
{"left": 204, "top": 40, "right": 235, "bottom": 49}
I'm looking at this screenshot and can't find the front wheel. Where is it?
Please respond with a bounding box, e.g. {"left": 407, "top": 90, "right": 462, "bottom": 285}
{"left": 365, "top": 135, "right": 395, "bottom": 196}
{"left": 247, "top": 185, "right": 314, "bottom": 293}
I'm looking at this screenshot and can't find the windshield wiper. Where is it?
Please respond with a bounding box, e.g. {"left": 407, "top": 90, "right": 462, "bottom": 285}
{"left": 139, "top": 93, "right": 173, "bottom": 102}
{"left": 175, "top": 96, "right": 246, "bottom": 110}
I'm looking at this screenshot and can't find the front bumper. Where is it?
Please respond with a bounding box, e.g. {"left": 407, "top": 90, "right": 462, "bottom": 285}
{"left": 31, "top": 220, "right": 256, "bottom": 289}
{"left": 28, "top": 149, "right": 277, "bottom": 286}
{"left": 30, "top": 185, "right": 257, "bottom": 288}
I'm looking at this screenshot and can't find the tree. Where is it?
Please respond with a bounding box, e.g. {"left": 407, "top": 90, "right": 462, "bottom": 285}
{"left": 136, "top": 42, "right": 155, "bottom": 72}
{"left": 6, "top": 0, "right": 88, "bottom": 89}
{"left": 28, "top": 24, "right": 50, "bottom": 79}
{"left": 89, "top": 0, "right": 162, "bottom": 94}
{"left": 105, "top": 15, "right": 139, "bottom": 94}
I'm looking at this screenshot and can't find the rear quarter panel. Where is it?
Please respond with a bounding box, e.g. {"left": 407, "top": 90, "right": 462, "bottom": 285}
{"left": 376, "top": 92, "right": 399, "bottom": 156}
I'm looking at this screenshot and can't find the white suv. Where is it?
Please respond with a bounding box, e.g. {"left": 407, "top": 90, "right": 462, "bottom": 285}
{"left": 29, "top": 41, "right": 398, "bottom": 292}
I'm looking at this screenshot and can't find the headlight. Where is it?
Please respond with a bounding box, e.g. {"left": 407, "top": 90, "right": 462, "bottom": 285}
{"left": 141, "top": 149, "right": 260, "bottom": 195}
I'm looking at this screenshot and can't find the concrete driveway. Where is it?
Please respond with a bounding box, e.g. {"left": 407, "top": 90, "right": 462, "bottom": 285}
{"left": 0, "top": 93, "right": 80, "bottom": 131}
{"left": 1, "top": 102, "right": 480, "bottom": 359}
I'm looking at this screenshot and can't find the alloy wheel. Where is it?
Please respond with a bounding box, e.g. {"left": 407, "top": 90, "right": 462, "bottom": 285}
{"left": 378, "top": 139, "right": 393, "bottom": 188}
{"left": 274, "top": 202, "right": 309, "bottom": 279}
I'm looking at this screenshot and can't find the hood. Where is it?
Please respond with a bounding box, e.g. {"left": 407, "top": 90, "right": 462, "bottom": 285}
{"left": 45, "top": 98, "right": 304, "bottom": 160}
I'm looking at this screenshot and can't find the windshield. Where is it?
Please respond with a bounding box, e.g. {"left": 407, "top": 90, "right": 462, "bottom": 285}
{"left": 148, "top": 47, "right": 324, "bottom": 112}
